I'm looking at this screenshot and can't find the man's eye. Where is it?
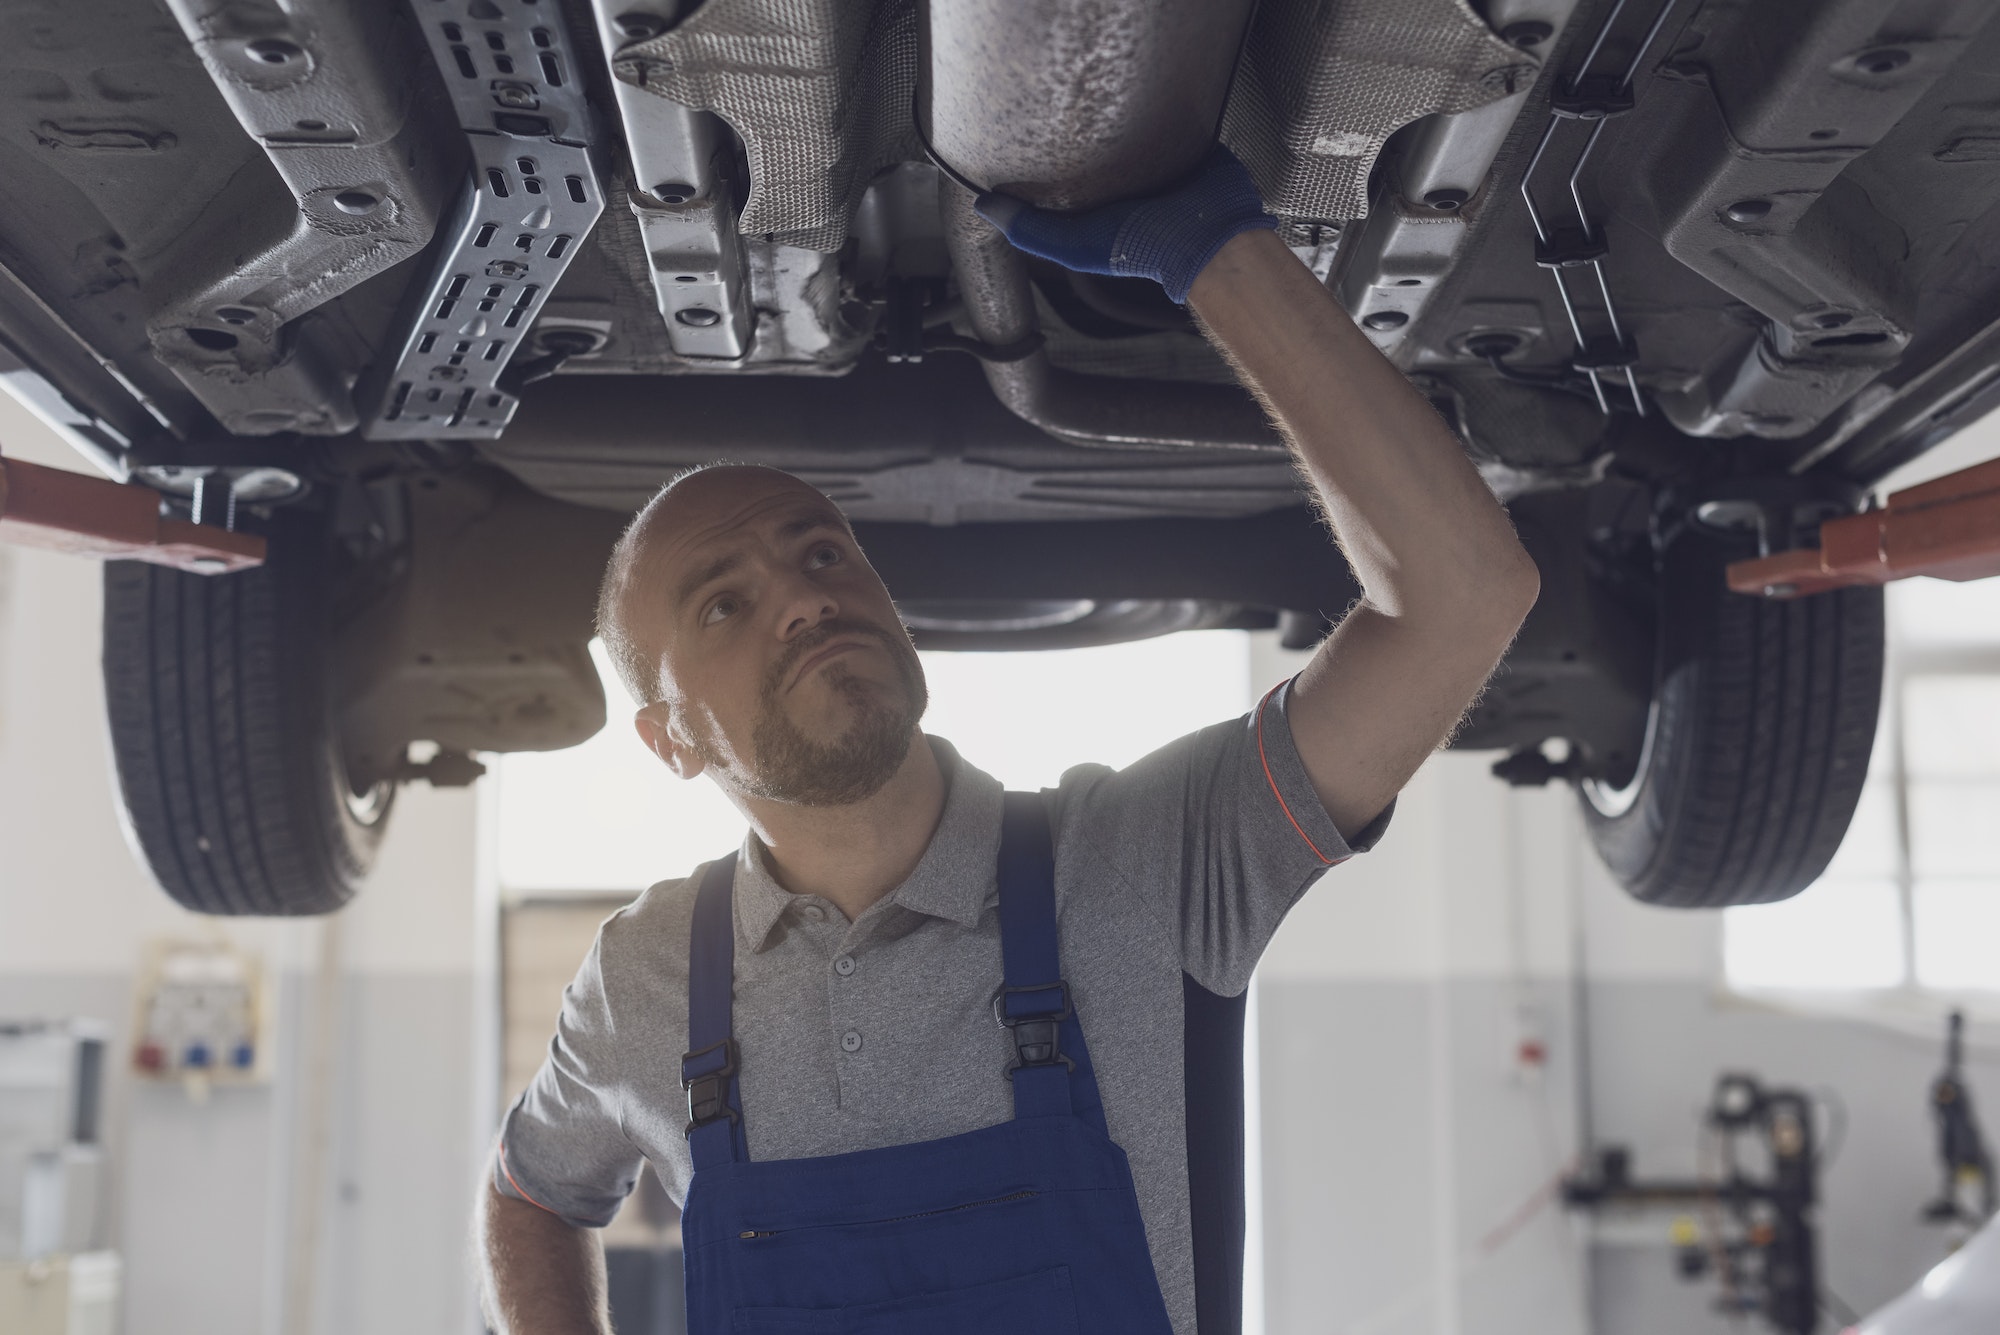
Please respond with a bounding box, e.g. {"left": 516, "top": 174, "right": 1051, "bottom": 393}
{"left": 806, "top": 545, "right": 841, "bottom": 570}
{"left": 703, "top": 597, "right": 738, "bottom": 626}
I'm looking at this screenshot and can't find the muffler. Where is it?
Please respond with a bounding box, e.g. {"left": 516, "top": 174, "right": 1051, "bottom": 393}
{"left": 923, "top": 0, "right": 1279, "bottom": 451}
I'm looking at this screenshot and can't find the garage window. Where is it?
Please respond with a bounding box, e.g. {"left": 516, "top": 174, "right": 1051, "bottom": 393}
{"left": 494, "top": 633, "right": 1255, "bottom": 894}
{"left": 1724, "top": 577, "right": 2000, "bottom": 992}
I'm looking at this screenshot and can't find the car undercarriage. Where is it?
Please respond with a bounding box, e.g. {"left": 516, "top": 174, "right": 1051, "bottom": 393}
{"left": 3, "top": 0, "right": 1997, "bottom": 914}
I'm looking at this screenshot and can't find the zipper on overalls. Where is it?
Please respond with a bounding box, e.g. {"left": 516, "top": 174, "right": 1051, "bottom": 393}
{"left": 737, "top": 1190, "right": 1038, "bottom": 1240}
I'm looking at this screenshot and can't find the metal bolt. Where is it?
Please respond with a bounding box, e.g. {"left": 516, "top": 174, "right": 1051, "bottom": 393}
{"left": 1762, "top": 583, "right": 1797, "bottom": 599}
{"left": 1812, "top": 311, "right": 1852, "bottom": 330}
{"left": 1423, "top": 188, "right": 1469, "bottom": 212}
{"left": 1501, "top": 21, "right": 1553, "bottom": 50}
{"left": 613, "top": 10, "right": 667, "bottom": 40}
{"left": 486, "top": 259, "right": 529, "bottom": 278}
{"left": 1361, "top": 310, "right": 1409, "bottom": 331}
{"left": 245, "top": 38, "right": 302, "bottom": 65}
{"left": 1725, "top": 198, "right": 1772, "bottom": 223}
{"left": 333, "top": 190, "right": 380, "bottom": 215}
{"left": 652, "top": 181, "right": 697, "bottom": 204}
{"left": 214, "top": 305, "right": 257, "bottom": 326}
{"left": 1462, "top": 331, "right": 1524, "bottom": 360}
{"left": 1696, "top": 499, "right": 1764, "bottom": 532}
{"left": 1854, "top": 47, "right": 1910, "bottom": 76}
{"left": 229, "top": 467, "right": 304, "bottom": 503}
{"left": 675, "top": 307, "right": 722, "bottom": 328}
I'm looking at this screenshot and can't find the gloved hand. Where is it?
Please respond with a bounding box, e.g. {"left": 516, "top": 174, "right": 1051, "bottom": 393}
{"left": 974, "top": 145, "right": 1277, "bottom": 305}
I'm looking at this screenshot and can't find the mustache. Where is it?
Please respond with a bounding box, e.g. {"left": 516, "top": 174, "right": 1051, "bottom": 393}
{"left": 763, "top": 618, "right": 912, "bottom": 696}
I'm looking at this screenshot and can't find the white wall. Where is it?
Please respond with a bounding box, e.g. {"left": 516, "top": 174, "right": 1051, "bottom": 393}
{"left": 1250, "top": 623, "right": 1999, "bottom": 1335}
{"left": 0, "top": 393, "right": 486, "bottom": 1335}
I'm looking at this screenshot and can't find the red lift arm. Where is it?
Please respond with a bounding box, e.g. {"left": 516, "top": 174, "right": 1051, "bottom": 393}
{"left": 0, "top": 454, "right": 263, "bottom": 574}
{"left": 1728, "top": 457, "right": 2000, "bottom": 599}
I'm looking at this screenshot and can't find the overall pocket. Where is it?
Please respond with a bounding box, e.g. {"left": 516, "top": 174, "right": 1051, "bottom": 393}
{"left": 731, "top": 1266, "right": 1078, "bottom": 1335}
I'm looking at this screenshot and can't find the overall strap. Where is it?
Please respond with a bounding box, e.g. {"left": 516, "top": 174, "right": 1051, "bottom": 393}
{"left": 682, "top": 853, "right": 747, "bottom": 1171}
{"left": 996, "top": 792, "right": 1108, "bottom": 1134}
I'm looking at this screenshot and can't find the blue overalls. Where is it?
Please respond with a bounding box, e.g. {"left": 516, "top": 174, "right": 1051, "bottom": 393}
{"left": 677, "top": 792, "right": 1177, "bottom": 1333}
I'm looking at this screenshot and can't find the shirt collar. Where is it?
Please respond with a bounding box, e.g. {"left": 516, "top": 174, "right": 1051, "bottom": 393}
{"left": 731, "top": 736, "right": 1005, "bottom": 952}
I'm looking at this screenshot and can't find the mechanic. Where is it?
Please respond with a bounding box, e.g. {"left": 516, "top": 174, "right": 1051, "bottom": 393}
{"left": 477, "top": 149, "right": 1541, "bottom": 1335}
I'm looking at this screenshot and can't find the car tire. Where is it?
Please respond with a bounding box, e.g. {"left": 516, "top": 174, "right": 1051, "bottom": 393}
{"left": 101, "top": 517, "right": 394, "bottom": 916}
{"left": 1579, "top": 528, "right": 1884, "bottom": 908}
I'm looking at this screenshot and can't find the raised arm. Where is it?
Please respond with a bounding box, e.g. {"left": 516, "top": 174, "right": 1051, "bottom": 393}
{"left": 478, "top": 1170, "right": 612, "bottom": 1335}
{"left": 1186, "top": 229, "right": 1539, "bottom": 835}
{"left": 976, "top": 149, "right": 1539, "bottom": 837}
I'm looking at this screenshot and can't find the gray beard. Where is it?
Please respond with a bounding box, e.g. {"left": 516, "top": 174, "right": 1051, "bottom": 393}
{"left": 702, "top": 621, "right": 929, "bottom": 807}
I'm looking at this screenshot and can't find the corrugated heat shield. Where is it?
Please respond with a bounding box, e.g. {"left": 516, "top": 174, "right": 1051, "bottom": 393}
{"left": 1223, "top": 0, "right": 1536, "bottom": 226}
{"left": 610, "top": 0, "right": 1534, "bottom": 252}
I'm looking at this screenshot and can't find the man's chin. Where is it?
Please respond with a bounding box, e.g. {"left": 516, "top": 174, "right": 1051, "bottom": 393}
{"left": 746, "top": 689, "right": 923, "bottom": 807}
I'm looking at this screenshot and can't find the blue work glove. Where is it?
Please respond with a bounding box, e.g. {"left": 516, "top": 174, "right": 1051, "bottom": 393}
{"left": 973, "top": 145, "right": 1277, "bottom": 305}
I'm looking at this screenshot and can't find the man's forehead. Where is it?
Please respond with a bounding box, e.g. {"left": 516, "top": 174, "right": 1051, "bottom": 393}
{"left": 642, "top": 470, "right": 848, "bottom": 581}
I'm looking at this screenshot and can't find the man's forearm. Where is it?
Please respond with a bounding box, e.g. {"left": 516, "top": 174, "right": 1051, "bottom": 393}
{"left": 1187, "top": 228, "right": 1538, "bottom": 629}
{"left": 479, "top": 1182, "right": 611, "bottom": 1335}
{"left": 1186, "top": 227, "right": 1539, "bottom": 833}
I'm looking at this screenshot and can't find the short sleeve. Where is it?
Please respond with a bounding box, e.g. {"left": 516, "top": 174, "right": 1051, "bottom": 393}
{"left": 493, "top": 933, "right": 645, "bottom": 1228}
{"left": 1054, "top": 677, "right": 1392, "bottom": 996}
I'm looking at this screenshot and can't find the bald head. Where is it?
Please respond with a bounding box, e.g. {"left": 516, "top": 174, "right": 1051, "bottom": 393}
{"left": 596, "top": 464, "right": 853, "bottom": 705}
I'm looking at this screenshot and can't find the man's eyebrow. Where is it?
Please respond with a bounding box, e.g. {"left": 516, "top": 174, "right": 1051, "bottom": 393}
{"left": 675, "top": 551, "right": 743, "bottom": 610}
{"left": 778, "top": 512, "right": 848, "bottom": 541}
{"left": 670, "top": 512, "right": 848, "bottom": 609}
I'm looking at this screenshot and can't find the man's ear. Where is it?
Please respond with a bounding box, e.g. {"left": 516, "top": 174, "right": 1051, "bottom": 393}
{"left": 634, "top": 702, "right": 706, "bottom": 781}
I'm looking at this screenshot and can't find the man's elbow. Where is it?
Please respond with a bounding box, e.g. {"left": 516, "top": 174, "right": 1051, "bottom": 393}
{"left": 1494, "top": 546, "right": 1541, "bottom": 625}
{"left": 1447, "top": 543, "right": 1539, "bottom": 644}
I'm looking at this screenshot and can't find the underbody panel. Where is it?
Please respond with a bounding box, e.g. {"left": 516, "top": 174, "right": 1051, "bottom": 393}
{"left": 0, "top": 0, "right": 1995, "bottom": 771}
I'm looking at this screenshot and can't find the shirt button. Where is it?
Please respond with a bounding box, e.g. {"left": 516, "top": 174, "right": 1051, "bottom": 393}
{"left": 834, "top": 955, "right": 856, "bottom": 977}
{"left": 840, "top": 1030, "right": 862, "bottom": 1053}
{"left": 800, "top": 904, "right": 826, "bottom": 923}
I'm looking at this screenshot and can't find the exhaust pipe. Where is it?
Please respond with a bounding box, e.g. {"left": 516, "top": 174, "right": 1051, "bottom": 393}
{"left": 925, "top": 0, "right": 1280, "bottom": 451}
{"left": 922, "top": 0, "right": 1254, "bottom": 212}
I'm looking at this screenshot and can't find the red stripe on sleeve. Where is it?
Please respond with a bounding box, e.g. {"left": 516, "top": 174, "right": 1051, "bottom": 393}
{"left": 496, "top": 1141, "right": 564, "bottom": 1218}
{"left": 1255, "top": 680, "right": 1343, "bottom": 867}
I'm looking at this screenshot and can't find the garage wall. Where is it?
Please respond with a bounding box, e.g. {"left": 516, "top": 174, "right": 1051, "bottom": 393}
{"left": 0, "top": 397, "right": 486, "bottom": 1335}
{"left": 1253, "top": 611, "right": 2000, "bottom": 1335}
{"left": 1251, "top": 634, "right": 1593, "bottom": 1335}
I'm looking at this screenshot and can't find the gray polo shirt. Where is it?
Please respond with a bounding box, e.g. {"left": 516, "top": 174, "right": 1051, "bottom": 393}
{"left": 497, "top": 681, "right": 1386, "bottom": 1334}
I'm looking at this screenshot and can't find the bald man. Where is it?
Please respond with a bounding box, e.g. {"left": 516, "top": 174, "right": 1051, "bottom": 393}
{"left": 480, "top": 153, "right": 1540, "bottom": 1335}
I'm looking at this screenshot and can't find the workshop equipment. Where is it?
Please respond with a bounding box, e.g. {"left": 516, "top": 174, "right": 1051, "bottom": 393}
{"left": 1924, "top": 1011, "right": 1995, "bottom": 1232}
{"left": 0, "top": 1021, "right": 107, "bottom": 1262}
{"left": 0, "top": 454, "right": 262, "bottom": 573}
{"left": 1729, "top": 456, "right": 2000, "bottom": 599}
{"left": 1564, "top": 1073, "right": 1823, "bottom": 1335}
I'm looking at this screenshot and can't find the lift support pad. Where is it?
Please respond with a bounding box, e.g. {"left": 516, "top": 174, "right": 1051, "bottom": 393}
{"left": 0, "top": 455, "right": 263, "bottom": 574}
{"left": 1728, "top": 457, "right": 2000, "bottom": 599}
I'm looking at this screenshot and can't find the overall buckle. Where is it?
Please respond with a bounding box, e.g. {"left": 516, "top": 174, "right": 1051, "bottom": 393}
{"left": 680, "top": 1038, "right": 739, "bottom": 1137}
{"left": 992, "top": 982, "right": 1073, "bottom": 1077}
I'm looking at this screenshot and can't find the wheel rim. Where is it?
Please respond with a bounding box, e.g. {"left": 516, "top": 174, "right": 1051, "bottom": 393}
{"left": 1580, "top": 693, "right": 1660, "bottom": 819}
{"left": 343, "top": 775, "right": 395, "bottom": 827}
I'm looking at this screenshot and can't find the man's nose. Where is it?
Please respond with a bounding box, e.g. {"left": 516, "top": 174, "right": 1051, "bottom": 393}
{"left": 775, "top": 572, "right": 839, "bottom": 640}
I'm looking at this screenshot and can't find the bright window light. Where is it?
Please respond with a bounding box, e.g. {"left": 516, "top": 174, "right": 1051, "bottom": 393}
{"left": 494, "top": 641, "right": 745, "bottom": 894}
{"left": 1723, "top": 879, "right": 1906, "bottom": 990}
{"left": 495, "top": 633, "right": 1253, "bottom": 894}
{"left": 1913, "top": 880, "right": 2000, "bottom": 990}
{"left": 1724, "top": 577, "right": 2000, "bottom": 994}
{"left": 1894, "top": 577, "right": 2000, "bottom": 648}
{"left": 916, "top": 632, "right": 1251, "bottom": 791}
